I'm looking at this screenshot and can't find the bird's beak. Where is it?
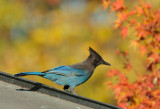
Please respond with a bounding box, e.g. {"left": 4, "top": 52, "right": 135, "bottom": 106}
{"left": 101, "top": 60, "right": 111, "bottom": 66}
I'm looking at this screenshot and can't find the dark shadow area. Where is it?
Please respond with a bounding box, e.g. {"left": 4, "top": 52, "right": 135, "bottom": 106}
{"left": 16, "top": 83, "right": 42, "bottom": 91}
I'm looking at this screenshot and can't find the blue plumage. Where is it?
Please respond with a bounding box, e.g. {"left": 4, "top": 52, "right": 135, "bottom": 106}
{"left": 15, "top": 72, "right": 44, "bottom": 76}
{"left": 14, "top": 47, "right": 110, "bottom": 94}
{"left": 43, "top": 66, "right": 90, "bottom": 86}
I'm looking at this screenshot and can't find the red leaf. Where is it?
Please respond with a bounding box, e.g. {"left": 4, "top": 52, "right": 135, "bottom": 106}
{"left": 149, "top": 53, "right": 160, "bottom": 63}
{"left": 128, "top": 11, "right": 136, "bottom": 16}
{"left": 147, "top": 82, "right": 154, "bottom": 88}
{"left": 120, "top": 27, "right": 128, "bottom": 39}
{"left": 155, "top": 34, "right": 160, "bottom": 42}
{"left": 129, "top": 19, "right": 137, "bottom": 26}
{"left": 111, "top": 0, "right": 125, "bottom": 11}
{"left": 145, "top": 3, "right": 152, "bottom": 9}
{"left": 107, "top": 70, "right": 118, "bottom": 77}
{"left": 107, "top": 70, "right": 122, "bottom": 77}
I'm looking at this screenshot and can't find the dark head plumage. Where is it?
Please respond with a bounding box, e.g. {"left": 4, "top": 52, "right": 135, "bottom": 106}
{"left": 69, "top": 47, "right": 111, "bottom": 70}
{"left": 88, "top": 47, "right": 111, "bottom": 67}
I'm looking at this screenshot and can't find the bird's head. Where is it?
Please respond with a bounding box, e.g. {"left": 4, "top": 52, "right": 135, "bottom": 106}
{"left": 88, "top": 47, "right": 111, "bottom": 67}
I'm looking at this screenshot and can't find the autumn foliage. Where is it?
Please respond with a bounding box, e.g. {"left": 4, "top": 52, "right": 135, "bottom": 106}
{"left": 102, "top": 0, "right": 160, "bottom": 108}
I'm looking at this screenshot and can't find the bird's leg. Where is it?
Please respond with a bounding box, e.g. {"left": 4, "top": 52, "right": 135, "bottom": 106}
{"left": 63, "top": 85, "right": 70, "bottom": 92}
{"left": 70, "top": 87, "right": 77, "bottom": 95}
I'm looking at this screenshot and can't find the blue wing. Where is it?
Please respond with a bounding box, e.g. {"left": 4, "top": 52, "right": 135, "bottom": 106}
{"left": 42, "top": 66, "right": 91, "bottom": 87}
{"left": 43, "top": 66, "right": 88, "bottom": 76}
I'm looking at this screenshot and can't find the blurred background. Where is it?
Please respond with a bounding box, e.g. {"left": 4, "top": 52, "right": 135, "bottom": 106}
{"left": 1, "top": 0, "right": 158, "bottom": 105}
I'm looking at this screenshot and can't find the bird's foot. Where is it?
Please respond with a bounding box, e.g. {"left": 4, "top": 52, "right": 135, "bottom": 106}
{"left": 64, "top": 89, "right": 70, "bottom": 93}
{"left": 71, "top": 92, "right": 78, "bottom": 95}
{"left": 69, "top": 87, "right": 78, "bottom": 95}
{"left": 64, "top": 90, "right": 78, "bottom": 95}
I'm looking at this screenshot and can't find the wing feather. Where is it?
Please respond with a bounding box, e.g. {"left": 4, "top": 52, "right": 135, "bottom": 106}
{"left": 42, "top": 66, "right": 87, "bottom": 76}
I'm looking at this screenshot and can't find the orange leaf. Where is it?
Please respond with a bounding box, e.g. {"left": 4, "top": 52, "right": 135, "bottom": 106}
{"left": 120, "top": 51, "right": 128, "bottom": 56}
{"left": 135, "top": 6, "right": 144, "bottom": 15}
{"left": 119, "top": 12, "right": 128, "bottom": 21}
{"left": 102, "top": 0, "right": 110, "bottom": 10}
{"left": 129, "top": 19, "right": 137, "bottom": 26}
{"left": 114, "top": 12, "right": 128, "bottom": 29}
{"left": 131, "top": 40, "right": 139, "bottom": 48}
{"left": 114, "top": 20, "right": 123, "bottom": 29}
{"left": 111, "top": 0, "right": 125, "bottom": 11}
{"left": 140, "top": 45, "right": 147, "bottom": 55}
{"left": 120, "top": 27, "right": 128, "bottom": 39}
{"left": 124, "top": 62, "right": 132, "bottom": 71}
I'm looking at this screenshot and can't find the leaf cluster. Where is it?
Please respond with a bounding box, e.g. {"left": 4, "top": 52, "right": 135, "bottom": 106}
{"left": 102, "top": 0, "right": 160, "bottom": 108}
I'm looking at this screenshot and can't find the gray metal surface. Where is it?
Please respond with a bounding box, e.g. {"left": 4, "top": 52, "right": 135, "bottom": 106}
{"left": 0, "top": 80, "right": 91, "bottom": 109}
{"left": 0, "top": 71, "right": 122, "bottom": 109}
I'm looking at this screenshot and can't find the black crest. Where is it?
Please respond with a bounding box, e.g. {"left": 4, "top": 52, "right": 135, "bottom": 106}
{"left": 89, "top": 47, "right": 102, "bottom": 59}
{"left": 88, "top": 47, "right": 111, "bottom": 67}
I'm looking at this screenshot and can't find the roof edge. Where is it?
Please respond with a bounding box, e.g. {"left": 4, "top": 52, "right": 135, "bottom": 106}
{"left": 0, "top": 71, "right": 122, "bottom": 109}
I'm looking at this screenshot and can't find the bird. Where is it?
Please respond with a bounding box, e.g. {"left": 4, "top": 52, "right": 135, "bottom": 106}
{"left": 14, "top": 47, "right": 111, "bottom": 94}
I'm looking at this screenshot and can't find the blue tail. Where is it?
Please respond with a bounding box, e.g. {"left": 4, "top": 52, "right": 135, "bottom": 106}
{"left": 14, "top": 72, "right": 44, "bottom": 77}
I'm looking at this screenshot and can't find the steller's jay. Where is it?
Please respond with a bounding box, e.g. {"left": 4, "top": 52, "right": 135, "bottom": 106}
{"left": 14, "top": 47, "right": 110, "bottom": 94}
